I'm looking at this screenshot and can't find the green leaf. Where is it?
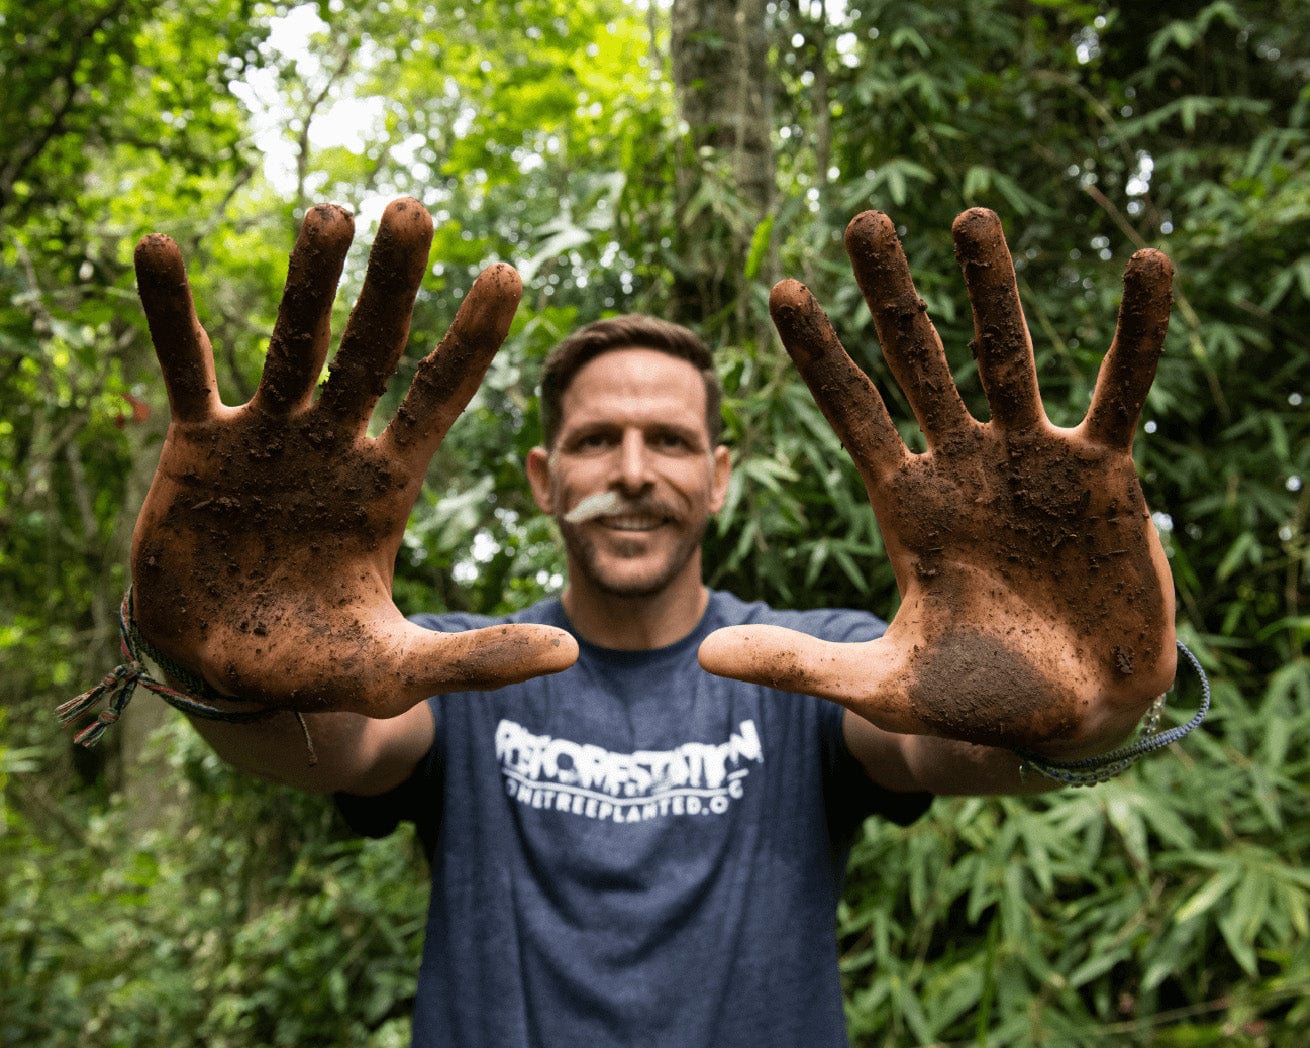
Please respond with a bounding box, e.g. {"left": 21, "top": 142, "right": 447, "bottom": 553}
{"left": 744, "top": 214, "right": 774, "bottom": 280}
{"left": 1175, "top": 866, "right": 1242, "bottom": 924}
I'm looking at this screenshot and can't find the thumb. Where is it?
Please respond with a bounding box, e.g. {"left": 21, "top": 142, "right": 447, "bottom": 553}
{"left": 698, "top": 624, "right": 894, "bottom": 708}
{"left": 400, "top": 621, "right": 578, "bottom": 700}
{"left": 699, "top": 626, "right": 924, "bottom": 735}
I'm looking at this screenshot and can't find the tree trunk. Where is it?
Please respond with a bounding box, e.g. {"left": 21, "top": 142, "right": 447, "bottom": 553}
{"left": 669, "top": 0, "right": 774, "bottom": 338}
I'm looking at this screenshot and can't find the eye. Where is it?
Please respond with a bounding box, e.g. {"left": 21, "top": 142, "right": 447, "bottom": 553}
{"left": 650, "top": 430, "right": 695, "bottom": 452}
{"left": 573, "top": 430, "right": 617, "bottom": 452}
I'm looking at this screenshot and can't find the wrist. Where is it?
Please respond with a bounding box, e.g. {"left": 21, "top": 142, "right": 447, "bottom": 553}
{"left": 58, "top": 588, "right": 279, "bottom": 747}
{"left": 1013, "top": 640, "right": 1210, "bottom": 787}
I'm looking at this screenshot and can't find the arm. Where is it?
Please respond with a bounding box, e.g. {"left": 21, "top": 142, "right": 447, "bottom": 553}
{"left": 701, "top": 208, "right": 1181, "bottom": 792}
{"left": 96, "top": 199, "right": 578, "bottom": 791}
{"left": 182, "top": 703, "right": 434, "bottom": 796}
{"left": 842, "top": 708, "right": 1051, "bottom": 796}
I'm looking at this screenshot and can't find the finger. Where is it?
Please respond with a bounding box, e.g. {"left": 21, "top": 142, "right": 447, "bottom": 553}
{"left": 377, "top": 263, "right": 523, "bottom": 468}
{"left": 698, "top": 626, "right": 921, "bottom": 733}
{"left": 1083, "top": 249, "right": 1174, "bottom": 449}
{"left": 318, "top": 198, "right": 434, "bottom": 433}
{"left": 769, "top": 278, "right": 909, "bottom": 483}
{"left": 134, "top": 234, "right": 221, "bottom": 422}
{"left": 252, "top": 203, "right": 355, "bottom": 415}
{"left": 951, "top": 208, "right": 1044, "bottom": 431}
{"left": 394, "top": 620, "right": 578, "bottom": 706}
{"left": 843, "top": 211, "right": 974, "bottom": 446}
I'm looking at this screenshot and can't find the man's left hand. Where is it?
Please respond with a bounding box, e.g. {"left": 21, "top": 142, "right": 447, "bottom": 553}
{"left": 699, "top": 208, "right": 1176, "bottom": 757}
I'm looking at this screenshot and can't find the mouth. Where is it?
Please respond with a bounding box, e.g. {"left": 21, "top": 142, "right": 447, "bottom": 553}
{"left": 595, "top": 513, "right": 670, "bottom": 532}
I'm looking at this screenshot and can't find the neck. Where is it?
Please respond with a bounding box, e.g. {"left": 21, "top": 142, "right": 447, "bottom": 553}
{"left": 560, "top": 562, "right": 710, "bottom": 651}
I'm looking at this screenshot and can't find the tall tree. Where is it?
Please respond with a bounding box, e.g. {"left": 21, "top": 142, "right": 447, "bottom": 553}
{"left": 669, "top": 0, "right": 775, "bottom": 336}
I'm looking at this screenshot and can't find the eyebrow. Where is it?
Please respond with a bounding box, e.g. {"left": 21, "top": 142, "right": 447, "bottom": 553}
{"left": 561, "top": 419, "right": 708, "bottom": 446}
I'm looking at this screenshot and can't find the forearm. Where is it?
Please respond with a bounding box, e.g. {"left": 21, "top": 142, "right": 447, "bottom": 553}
{"left": 844, "top": 708, "right": 1081, "bottom": 796}
{"left": 849, "top": 704, "right": 1184, "bottom": 797}
{"left": 895, "top": 734, "right": 1053, "bottom": 796}
{"left": 181, "top": 700, "right": 433, "bottom": 796}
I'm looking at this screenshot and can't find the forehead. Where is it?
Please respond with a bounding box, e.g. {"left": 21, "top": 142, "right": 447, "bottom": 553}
{"left": 558, "top": 347, "right": 708, "bottom": 432}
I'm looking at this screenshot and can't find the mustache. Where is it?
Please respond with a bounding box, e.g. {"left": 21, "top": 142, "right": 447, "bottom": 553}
{"left": 562, "top": 491, "right": 678, "bottom": 525}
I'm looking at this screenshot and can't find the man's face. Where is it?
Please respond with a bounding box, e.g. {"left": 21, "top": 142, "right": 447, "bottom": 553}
{"left": 527, "top": 347, "right": 730, "bottom": 600}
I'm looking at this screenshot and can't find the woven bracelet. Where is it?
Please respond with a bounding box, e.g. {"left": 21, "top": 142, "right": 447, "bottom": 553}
{"left": 1013, "top": 639, "right": 1211, "bottom": 787}
{"left": 57, "top": 588, "right": 281, "bottom": 748}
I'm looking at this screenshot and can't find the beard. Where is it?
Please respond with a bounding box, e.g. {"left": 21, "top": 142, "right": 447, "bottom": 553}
{"left": 557, "top": 496, "right": 709, "bottom": 599}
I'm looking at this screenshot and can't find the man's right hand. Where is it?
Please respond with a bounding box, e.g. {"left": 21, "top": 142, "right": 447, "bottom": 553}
{"left": 130, "top": 198, "right": 577, "bottom": 718}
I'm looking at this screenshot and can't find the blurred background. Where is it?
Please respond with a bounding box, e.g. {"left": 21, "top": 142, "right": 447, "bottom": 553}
{"left": 1, "top": 1, "right": 1306, "bottom": 1044}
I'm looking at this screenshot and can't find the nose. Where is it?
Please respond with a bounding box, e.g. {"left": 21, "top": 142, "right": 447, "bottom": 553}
{"left": 615, "top": 429, "right": 652, "bottom": 494}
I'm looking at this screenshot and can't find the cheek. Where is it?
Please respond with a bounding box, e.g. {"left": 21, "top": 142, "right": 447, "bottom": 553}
{"left": 550, "top": 463, "right": 608, "bottom": 504}
{"left": 662, "top": 464, "right": 718, "bottom": 505}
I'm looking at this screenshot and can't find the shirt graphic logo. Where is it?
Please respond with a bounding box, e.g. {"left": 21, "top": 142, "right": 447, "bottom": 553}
{"left": 495, "top": 718, "right": 764, "bottom": 823}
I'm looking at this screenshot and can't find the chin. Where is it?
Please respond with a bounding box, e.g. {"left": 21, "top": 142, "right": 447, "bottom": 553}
{"left": 562, "top": 518, "right": 707, "bottom": 601}
{"left": 589, "top": 563, "right": 683, "bottom": 599}
{"left": 576, "top": 547, "right": 702, "bottom": 599}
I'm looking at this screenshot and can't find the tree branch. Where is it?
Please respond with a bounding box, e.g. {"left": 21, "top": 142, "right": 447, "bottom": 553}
{"left": 0, "top": 0, "right": 134, "bottom": 219}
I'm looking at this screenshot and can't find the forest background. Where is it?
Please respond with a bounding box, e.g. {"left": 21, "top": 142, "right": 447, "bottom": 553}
{"left": 1, "top": 0, "right": 1307, "bottom": 1045}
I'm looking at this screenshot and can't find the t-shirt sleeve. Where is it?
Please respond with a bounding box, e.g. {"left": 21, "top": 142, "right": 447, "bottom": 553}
{"left": 820, "top": 699, "right": 932, "bottom": 842}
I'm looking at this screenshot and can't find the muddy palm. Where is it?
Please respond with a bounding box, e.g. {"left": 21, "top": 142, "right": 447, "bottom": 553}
{"left": 130, "top": 199, "right": 577, "bottom": 717}
{"left": 699, "top": 209, "right": 1177, "bottom": 756}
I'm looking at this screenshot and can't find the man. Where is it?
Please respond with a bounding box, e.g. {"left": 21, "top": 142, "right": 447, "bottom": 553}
{"left": 98, "top": 196, "right": 1180, "bottom": 1045}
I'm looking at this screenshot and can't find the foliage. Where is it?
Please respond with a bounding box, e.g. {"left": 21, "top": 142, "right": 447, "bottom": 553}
{"left": 1, "top": 722, "right": 426, "bottom": 1048}
{"left": 1, "top": 0, "right": 1306, "bottom": 1045}
{"left": 841, "top": 688, "right": 1310, "bottom": 1046}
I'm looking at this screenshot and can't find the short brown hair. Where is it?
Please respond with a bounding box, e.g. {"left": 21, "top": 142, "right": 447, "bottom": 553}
{"left": 539, "top": 314, "right": 724, "bottom": 448}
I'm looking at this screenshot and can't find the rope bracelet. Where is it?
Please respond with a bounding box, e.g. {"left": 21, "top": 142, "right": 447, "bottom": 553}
{"left": 55, "top": 588, "right": 316, "bottom": 764}
{"left": 1012, "top": 639, "right": 1211, "bottom": 787}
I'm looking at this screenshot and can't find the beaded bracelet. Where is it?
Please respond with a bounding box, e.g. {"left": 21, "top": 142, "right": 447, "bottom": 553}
{"left": 1013, "top": 639, "right": 1211, "bottom": 787}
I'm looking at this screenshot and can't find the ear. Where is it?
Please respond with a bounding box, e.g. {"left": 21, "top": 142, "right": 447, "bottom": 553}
{"left": 526, "top": 446, "right": 554, "bottom": 514}
{"left": 708, "top": 444, "right": 732, "bottom": 514}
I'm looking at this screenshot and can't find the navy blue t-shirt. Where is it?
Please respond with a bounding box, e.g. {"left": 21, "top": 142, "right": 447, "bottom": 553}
{"left": 337, "top": 591, "right": 932, "bottom": 1048}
